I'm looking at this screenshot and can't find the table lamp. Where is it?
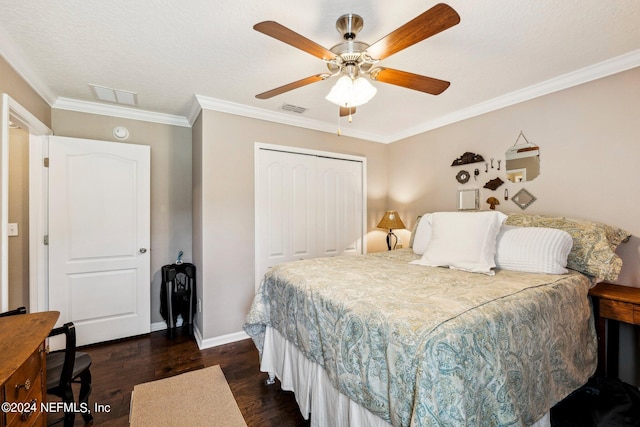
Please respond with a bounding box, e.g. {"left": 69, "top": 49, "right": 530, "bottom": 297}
{"left": 377, "top": 210, "right": 406, "bottom": 250}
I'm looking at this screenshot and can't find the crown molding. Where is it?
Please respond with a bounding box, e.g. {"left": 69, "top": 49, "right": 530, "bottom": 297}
{"left": 388, "top": 49, "right": 640, "bottom": 142}
{"left": 195, "top": 49, "right": 639, "bottom": 144}
{"left": 192, "top": 95, "right": 388, "bottom": 143}
{"left": 0, "top": 26, "right": 56, "bottom": 106}
{"left": 3, "top": 17, "right": 638, "bottom": 142}
{"left": 53, "top": 97, "right": 190, "bottom": 127}
{"left": 186, "top": 95, "right": 203, "bottom": 125}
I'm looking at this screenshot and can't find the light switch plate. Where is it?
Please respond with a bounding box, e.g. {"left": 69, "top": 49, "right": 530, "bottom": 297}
{"left": 7, "top": 223, "right": 18, "bottom": 236}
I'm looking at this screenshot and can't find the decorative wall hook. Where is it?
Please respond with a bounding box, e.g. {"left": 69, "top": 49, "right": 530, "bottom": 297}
{"left": 497, "top": 159, "right": 501, "bottom": 170}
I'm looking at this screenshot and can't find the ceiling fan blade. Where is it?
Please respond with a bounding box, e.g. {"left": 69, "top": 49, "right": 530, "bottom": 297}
{"left": 366, "top": 3, "right": 460, "bottom": 60}
{"left": 256, "top": 74, "right": 327, "bottom": 99}
{"left": 339, "top": 106, "right": 356, "bottom": 117}
{"left": 370, "top": 68, "right": 450, "bottom": 95}
{"left": 254, "top": 21, "right": 336, "bottom": 61}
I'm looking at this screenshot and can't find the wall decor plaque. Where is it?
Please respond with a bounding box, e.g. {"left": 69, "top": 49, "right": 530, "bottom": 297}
{"left": 483, "top": 177, "right": 504, "bottom": 190}
{"left": 456, "top": 170, "right": 471, "bottom": 184}
{"left": 451, "top": 152, "right": 485, "bottom": 166}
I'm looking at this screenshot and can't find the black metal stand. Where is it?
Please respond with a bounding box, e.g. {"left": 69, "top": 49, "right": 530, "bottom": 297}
{"left": 160, "top": 263, "right": 196, "bottom": 337}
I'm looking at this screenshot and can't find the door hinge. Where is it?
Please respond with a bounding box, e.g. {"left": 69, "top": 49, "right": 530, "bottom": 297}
{"left": 43, "top": 235, "right": 49, "bottom": 245}
{"left": 43, "top": 157, "right": 49, "bottom": 167}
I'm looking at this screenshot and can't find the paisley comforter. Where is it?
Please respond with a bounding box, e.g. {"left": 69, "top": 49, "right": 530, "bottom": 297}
{"left": 243, "top": 249, "right": 598, "bottom": 426}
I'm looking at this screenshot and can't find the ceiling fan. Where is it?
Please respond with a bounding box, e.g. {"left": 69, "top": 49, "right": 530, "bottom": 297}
{"left": 254, "top": 3, "right": 460, "bottom": 117}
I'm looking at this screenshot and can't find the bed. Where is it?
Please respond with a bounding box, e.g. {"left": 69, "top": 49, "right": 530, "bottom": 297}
{"left": 244, "top": 212, "right": 631, "bottom": 427}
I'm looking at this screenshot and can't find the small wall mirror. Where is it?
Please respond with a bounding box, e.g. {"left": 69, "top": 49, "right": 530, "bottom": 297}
{"left": 458, "top": 189, "right": 479, "bottom": 210}
{"left": 505, "top": 132, "right": 540, "bottom": 183}
{"left": 511, "top": 188, "right": 537, "bottom": 210}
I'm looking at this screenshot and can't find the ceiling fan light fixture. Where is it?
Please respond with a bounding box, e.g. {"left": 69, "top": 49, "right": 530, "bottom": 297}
{"left": 325, "top": 75, "right": 377, "bottom": 107}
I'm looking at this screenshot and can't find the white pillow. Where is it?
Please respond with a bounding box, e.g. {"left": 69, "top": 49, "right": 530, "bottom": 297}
{"left": 412, "top": 213, "right": 432, "bottom": 255}
{"left": 411, "top": 211, "right": 507, "bottom": 275}
{"left": 495, "top": 225, "right": 573, "bottom": 274}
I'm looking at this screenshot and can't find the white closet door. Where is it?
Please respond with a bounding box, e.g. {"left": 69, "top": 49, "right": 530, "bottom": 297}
{"left": 256, "top": 150, "right": 316, "bottom": 285}
{"left": 256, "top": 147, "right": 364, "bottom": 289}
{"left": 316, "top": 157, "right": 363, "bottom": 257}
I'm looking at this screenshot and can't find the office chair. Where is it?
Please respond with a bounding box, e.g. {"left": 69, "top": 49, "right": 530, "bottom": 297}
{"left": 0, "top": 307, "right": 94, "bottom": 426}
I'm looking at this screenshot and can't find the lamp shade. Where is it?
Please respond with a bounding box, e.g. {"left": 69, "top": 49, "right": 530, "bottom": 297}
{"left": 376, "top": 211, "right": 406, "bottom": 230}
{"left": 325, "top": 76, "right": 377, "bottom": 107}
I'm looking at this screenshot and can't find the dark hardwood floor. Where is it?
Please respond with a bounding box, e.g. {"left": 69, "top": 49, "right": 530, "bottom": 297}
{"left": 59, "top": 327, "right": 309, "bottom": 426}
{"left": 51, "top": 327, "right": 631, "bottom": 427}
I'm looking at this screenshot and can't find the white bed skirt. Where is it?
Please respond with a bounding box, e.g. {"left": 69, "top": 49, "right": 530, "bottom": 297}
{"left": 260, "top": 326, "right": 550, "bottom": 427}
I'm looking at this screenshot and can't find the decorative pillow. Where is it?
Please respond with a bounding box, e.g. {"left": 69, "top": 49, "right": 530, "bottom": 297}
{"left": 505, "top": 214, "right": 631, "bottom": 281}
{"left": 495, "top": 225, "right": 573, "bottom": 274}
{"left": 411, "top": 213, "right": 432, "bottom": 255}
{"left": 411, "top": 211, "right": 507, "bottom": 275}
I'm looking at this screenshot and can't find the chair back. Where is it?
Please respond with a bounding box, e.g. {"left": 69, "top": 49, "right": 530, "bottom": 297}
{"left": 48, "top": 322, "right": 78, "bottom": 389}
{"left": 0, "top": 306, "right": 27, "bottom": 317}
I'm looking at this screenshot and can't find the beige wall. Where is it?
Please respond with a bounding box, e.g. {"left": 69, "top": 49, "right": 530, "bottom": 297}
{"left": 193, "top": 110, "right": 389, "bottom": 339}
{"left": 8, "top": 127, "right": 29, "bottom": 309}
{"left": 1, "top": 56, "right": 51, "bottom": 313}
{"left": 388, "top": 66, "right": 640, "bottom": 383}
{"left": 191, "top": 112, "right": 203, "bottom": 329}
{"left": 51, "top": 110, "right": 193, "bottom": 324}
{"left": 0, "top": 56, "right": 51, "bottom": 128}
{"left": 6, "top": 49, "right": 638, "bottom": 380}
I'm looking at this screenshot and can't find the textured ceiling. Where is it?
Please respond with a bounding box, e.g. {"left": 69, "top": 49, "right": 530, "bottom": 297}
{"left": 0, "top": 0, "right": 639, "bottom": 142}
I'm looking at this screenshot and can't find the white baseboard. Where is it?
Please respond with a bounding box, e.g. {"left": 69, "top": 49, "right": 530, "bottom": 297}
{"left": 150, "top": 318, "right": 183, "bottom": 332}
{"left": 195, "top": 330, "right": 250, "bottom": 350}
{"left": 149, "top": 320, "right": 249, "bottom": 350}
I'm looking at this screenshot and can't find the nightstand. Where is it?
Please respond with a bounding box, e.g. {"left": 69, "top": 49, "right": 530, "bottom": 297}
{"left": 588, "top": 282, "right": 640, "bottom": 378}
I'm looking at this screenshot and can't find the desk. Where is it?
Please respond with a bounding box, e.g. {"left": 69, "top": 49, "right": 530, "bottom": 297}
{"left": 589, "top": 282, "right": 640, "bottom": 378}
{"left": 0, "top": 311, "right": 59, "bottom": 427}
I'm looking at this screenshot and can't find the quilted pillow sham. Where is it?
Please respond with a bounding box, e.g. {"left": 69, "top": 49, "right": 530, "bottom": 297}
{"left": 411, "top": 211, "right": 507, "bottom": 275}
{"left": 409, "top": 215, "right": 422, "bottom": 249}
{"left": 495, "top": 225, "right": 573, "bottom": 274}
{"left": 505, "top": 214, "right": 631, "bottom": 281}
{"left": 411, "top": 213, "right": 432, "bottom": 255}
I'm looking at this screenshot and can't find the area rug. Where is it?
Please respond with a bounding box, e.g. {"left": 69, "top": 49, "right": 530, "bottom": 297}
{"left": 129, "top": 365, "right": 247, "bottom": 426}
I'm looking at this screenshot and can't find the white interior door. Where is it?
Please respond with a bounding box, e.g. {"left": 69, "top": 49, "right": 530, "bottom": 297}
{"left": 256, "top": 149, "right": 316, "bottom": 286}
{"left": 48, "top": 136, "right": 150, "bottom": 346}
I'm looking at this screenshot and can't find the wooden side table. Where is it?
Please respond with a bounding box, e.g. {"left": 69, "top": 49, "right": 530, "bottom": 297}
{"left": 588, "top": 282, "right": 640, "bottom": 378}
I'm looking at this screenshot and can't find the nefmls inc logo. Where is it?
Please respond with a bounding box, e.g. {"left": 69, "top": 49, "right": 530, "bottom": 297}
{"left": 41, "top": 402, "right": 110, "bottom": 413}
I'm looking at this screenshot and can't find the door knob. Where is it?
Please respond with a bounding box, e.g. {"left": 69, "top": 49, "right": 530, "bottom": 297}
{"left": 139, "top": 248, "right": 147, "bottom": 253}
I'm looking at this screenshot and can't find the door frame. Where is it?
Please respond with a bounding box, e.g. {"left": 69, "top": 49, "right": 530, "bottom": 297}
{"left": 0, "top": 94, "right": 51, "bottom": 312}
{"left": 253, "top": 142, "right": 368, "bottom": 289}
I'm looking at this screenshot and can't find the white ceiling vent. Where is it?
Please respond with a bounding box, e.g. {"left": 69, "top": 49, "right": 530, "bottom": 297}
{"left": 90, "top": 84, "right": 138, "bottom": 106}
{"left": 281, "top": 103, "right": 308, "bottom": 114}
